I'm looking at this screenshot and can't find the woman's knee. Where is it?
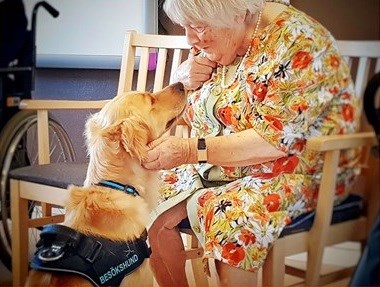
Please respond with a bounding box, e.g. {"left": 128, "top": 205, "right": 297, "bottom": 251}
{"left": 148, "top": 201, "right": 188, "bottom": 248}
{"left": 150, "top": 202, "right": 187, "bottom": 231}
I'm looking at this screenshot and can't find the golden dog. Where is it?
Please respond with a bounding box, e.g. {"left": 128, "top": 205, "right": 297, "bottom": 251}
{"left": 25, "top": 82, "right": 187, "bottom": 286}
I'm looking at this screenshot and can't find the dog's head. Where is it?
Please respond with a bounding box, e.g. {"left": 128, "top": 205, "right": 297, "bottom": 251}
{"left": 85, "top": 82, "right": 187, "bottom": 164}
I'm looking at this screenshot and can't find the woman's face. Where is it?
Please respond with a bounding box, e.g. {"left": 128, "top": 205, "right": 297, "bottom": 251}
{"left": 182, "top": 23, "right": 246, "bottom": 66}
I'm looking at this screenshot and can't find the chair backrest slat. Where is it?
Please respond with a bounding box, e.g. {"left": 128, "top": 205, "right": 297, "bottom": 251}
{"left": 136, "top": 47, "right": 150, "bottom": 92}
{"left": 170, "top": 49, "right": 185, "bottom": 84}
{"left": 355, "top": 57, "right": 371, "bottom": 98}
{"left": 117, "top": 30, "right": 190, "bottom": 94}
{"left": 337, "top": 40, "right": 380, "bottom": 58}
{"left": 117, "top": 31, "right": 136, "bottom": 95}
{"left": 336, "top": 40, "right": 380, "bottom": 99}
{"left": 375, "top": 59, "right": 380, "bottom": 73}
{"left": 153, "top": 48, "right": 168, "bottom": 92}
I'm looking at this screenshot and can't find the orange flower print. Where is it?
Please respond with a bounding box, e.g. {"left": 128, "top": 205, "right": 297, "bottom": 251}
{"left": 336, "top": 184, "right": 345, "bottom": 196}
{"left": 263, "top": 194, "right": 281, "bottom": 212}
{"left": 329, "top": 86, "right": 340, "bottom": 96}
{"left": 254, "top": 172, "right": 277, "bottom": 180}
{"left": 218, "top": 106, "right": 234, "bottom": 125}
{"left": 186, "top": 104, "right": 194, "bottom": 122}
{"left": 205, "top": 209, "right": 214, "bottom": 232}
{"left": 252, "top": 82, "right": 268, "bottom": 102}
{"left": 292, "top": 51, "right": 313, "bottom": 69}
{"left": 329, "top": 55, "right": 340, "bottom": 69}
{"left": 342, "top": 104, "right": 354, "bottom": 122}
{"left": 163, "top": 173, "right": 178, "bottom": 184}
{"left": 221, "top": 166, "right": 236, "bottom": 179}
{"left": 290, "top": 138, "right": 307, "bottom": 153}
{"left": 307, "top": 166, "right": 317, "bottom": 174}
{"left": 238, "top": 229, "right": 256, "bottom": 245}
{"left": 341, "top": 92, "right": 352, "bottom": 100}
{"left": 291, "top": 102, "right": 309, "bottom": 113}
{"left": 276, "top": 18, "right": 286, "bottom": 26}
{"left": 221, "top": 242, "right": 245, "bottom": 266}
{"left": 264, "top": 115, "right": 283, "bottom": 131}
{"left": 284, "top": 185, "right": 292, "bottom": 197}
{"left": 250, "top": 37, "right": 260, "bottom": 50}
{"left": 273, "top": 156, "right": 299, "bottom": 174}
{"left": 198, "top": 190, "right": 214, "bottom": 208}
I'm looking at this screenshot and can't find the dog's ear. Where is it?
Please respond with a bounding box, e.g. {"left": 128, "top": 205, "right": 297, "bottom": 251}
{"left": 104, "top": 115, "right": 151, "bottom": 161}
{"left": 85, "top": 114, "right": 104, "bottom": 148}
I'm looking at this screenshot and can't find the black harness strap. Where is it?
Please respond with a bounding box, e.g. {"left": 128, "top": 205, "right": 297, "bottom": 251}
{"left": 30, "top": 224, "right": 150, "bottom": 286}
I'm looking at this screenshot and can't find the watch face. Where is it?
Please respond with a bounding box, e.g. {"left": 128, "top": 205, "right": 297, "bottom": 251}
{"left": 197, "top": 138, "right": 206, "bottom": 149}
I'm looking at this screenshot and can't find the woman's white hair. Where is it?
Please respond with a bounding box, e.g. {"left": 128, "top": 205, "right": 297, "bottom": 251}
{"left": 163, "top": 0, "right": 264, "bottom": 28}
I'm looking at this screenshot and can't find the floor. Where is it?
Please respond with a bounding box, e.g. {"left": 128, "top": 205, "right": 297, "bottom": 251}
{"left": 183, "top": 241, "right": 360, "bottom": 287}
{"left": 0, "top": 238, "right": 360, "bottom": 286}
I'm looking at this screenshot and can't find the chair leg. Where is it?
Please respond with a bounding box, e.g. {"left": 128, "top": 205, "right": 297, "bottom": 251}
{"left": 305, "top": 245, "right": 324, "bottom": 286}
{"left": 305, "top": 150, "right": 340, "bottom": 286}
{"left": 10, "top": 179, "right": 29, "bottom": 285}
{"left": 262, "top": 239, "right": 286, "bottom": 286}
{"left": 189, "top": 233, "right": 209, "bottom": 287}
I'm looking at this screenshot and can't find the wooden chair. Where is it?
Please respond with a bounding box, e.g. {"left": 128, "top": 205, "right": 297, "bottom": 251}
{"left": 262, "top": 40, "right": 380, "bottom": 286}
{"left": 9, "top": 30, "right": 210, "bottom": 286}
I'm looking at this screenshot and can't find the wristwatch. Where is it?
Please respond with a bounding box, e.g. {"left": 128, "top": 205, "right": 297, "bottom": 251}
{"left": 197, "top": 138, "right": 207, "bottom": 163}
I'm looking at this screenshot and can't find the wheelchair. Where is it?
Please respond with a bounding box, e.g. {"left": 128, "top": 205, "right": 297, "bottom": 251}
{"left": 0, "top": 1, "right": 75, "bottom": 270}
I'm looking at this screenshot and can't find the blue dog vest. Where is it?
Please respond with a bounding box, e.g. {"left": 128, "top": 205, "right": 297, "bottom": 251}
{"left": 30, "top": 224, "right": 150, "bottom": 286}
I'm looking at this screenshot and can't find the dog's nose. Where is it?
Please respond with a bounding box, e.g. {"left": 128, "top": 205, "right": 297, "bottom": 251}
{"left": 173, "top": 82, "right": 185, "bottom": 92}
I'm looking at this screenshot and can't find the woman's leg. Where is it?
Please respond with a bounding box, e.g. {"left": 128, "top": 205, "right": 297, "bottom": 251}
{"left": 148, "top": 201, "right": 189, "bottom": 287}
{"left": 215, "top": 260, "right": 258, "bottom": 287}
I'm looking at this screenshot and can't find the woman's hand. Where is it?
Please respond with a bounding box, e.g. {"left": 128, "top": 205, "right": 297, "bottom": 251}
{"left": 173, "top": 51, "right": 217, "bottom": 90}
{"left": 142, "top": 136, "right": 197, "bottom": 170}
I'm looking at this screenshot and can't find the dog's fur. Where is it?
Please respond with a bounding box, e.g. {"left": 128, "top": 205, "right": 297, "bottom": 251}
{"left": 25, "top": 82, "right": 187, "bottom": 286}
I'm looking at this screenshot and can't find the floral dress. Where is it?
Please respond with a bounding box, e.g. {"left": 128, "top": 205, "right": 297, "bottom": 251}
{"left": 152, "top": 5, "right": 361, "bottom": 271}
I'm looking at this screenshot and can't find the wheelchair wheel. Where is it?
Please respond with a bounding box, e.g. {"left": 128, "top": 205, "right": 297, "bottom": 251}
{"left": 0, "top": 110, "right": 75, "bottom": 270}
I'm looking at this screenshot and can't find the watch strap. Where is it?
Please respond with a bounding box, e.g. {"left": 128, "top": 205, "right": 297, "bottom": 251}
{"left": 197, "top": 138, "right": 207, "bottom": 163}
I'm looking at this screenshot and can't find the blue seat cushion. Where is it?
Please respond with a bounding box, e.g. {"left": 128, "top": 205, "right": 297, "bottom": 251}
{"left": 280, "top": 194, "right": 363, "bottom": 237}
{"left": 179, "top": 194, "right": 363, "bottom": 236}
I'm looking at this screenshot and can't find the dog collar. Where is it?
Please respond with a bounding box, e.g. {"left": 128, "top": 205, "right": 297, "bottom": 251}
{"left": 96, "top": 180, "right": 140, "bottom": 197}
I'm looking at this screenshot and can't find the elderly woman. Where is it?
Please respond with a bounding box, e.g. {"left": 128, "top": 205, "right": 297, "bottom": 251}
{"left": 143, "top": 0, "right": 361, "bottom": 286}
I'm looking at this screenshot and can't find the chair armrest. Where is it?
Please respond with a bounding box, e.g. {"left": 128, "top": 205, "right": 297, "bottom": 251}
{"left": 306, "top": 130, "right": 377, "bottom": 282}
{"left": 19, "top": 99, "right": 110, "bottom": 110}
{"left": 306, "top": 132, "right": 377, "bottom": 151}
{"left": 18, "top": 99, "right": 110, "bottom": 165}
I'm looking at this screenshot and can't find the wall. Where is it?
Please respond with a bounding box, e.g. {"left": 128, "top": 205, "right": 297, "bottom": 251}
{"left": 24, "top": 0, "right": 158, "bottom": 68}
{"left": 291, "top": 0, "right": 379, "bottom": 40}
